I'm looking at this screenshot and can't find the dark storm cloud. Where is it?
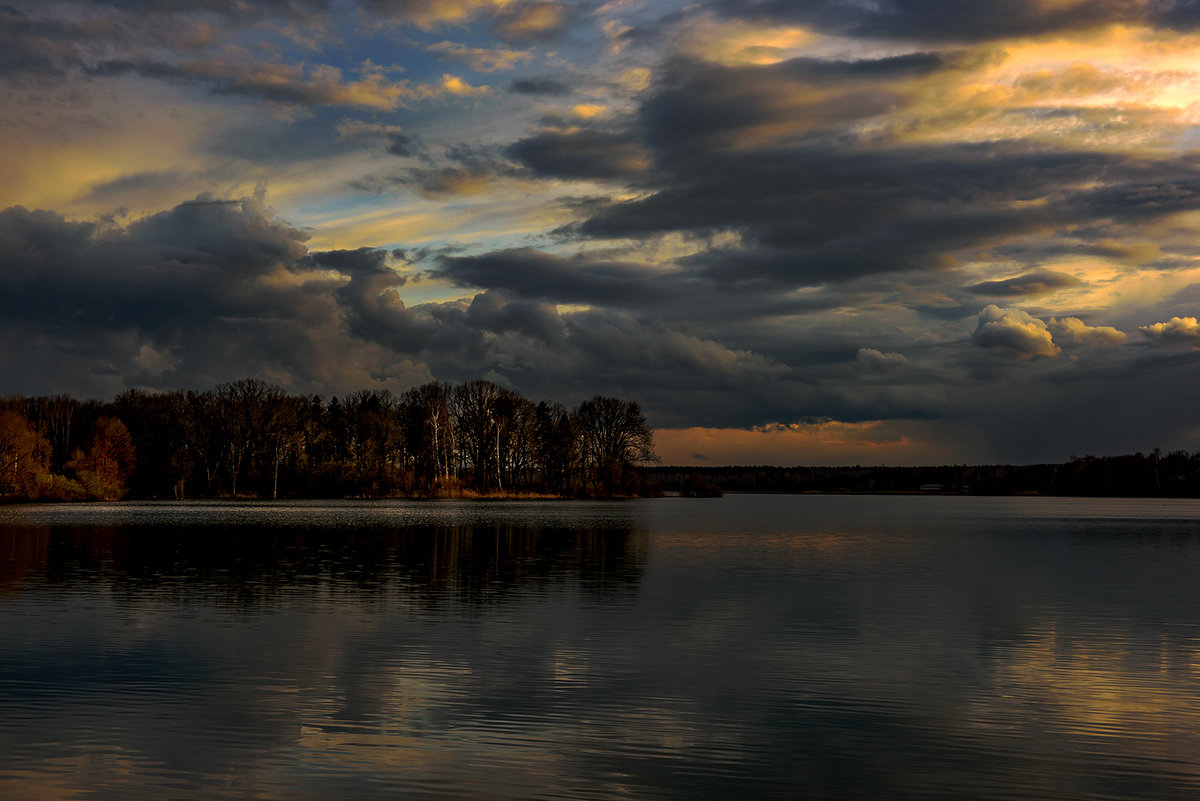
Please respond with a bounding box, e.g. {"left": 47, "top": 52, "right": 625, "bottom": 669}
{"left": 501, "top": 53, "right": 1200, "bottom": 290}
{"left": 634, "top": 56, "right": 920, "bottom": 158}
{"left": 0, "top": 198, "right": 830, "bottom": 427}
{"left": 466, "top": 290, "right": 566, "bottom": 341}
{"left": 1068, "top": 177, "right": 1200, "bottom": 219}
{"left": 507, "top": 128, "right": 650, "bottom": 181}
{"left": 302, "top": 247, "right": 441, "bottom": 357}
{"left": 0, "top": 198, "right": 322, "bottom": 340}
{"left": 958, "top": 347, "right": 1200, "bottom": 459}
{"left": 575, "top": 142, "right": 1117, "bottom": 285}
{"left": 430, "top": 247, "right": 852, "bottom": 327}
{"left": 509, "top": 77, "right": 571, "bottom": 95}
{"left": 969, "top": 270, "right": 1083, "bottom": 297}
{"left": 706, "top": 0, "right": 1200, "bottom": 42}
{"left": 0, "top": 199, "right": 379, "bottom": 395}
{"left": 433, "top": 248, "right": 675, "bottom": 306}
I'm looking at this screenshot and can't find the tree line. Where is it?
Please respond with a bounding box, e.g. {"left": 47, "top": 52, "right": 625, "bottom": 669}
{"left": 0, "top": 379, "right": 658, "bottom": 501}
{"left": 653, "top": 451, "right": 1200, "bottom": 497}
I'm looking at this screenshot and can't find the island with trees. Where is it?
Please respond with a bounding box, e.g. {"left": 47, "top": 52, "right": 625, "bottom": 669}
{"left": 0, "top": 379, "right": 658, "bottom": 501}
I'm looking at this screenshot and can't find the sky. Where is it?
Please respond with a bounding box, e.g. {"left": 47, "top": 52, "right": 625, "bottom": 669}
{"left": 4, "top": 0, "right": 1200, "bottom": 465}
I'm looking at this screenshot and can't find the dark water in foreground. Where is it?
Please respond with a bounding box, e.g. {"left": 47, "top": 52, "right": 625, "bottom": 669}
{"left": 2, "top": 495, "right": 1200, "bottom": 800}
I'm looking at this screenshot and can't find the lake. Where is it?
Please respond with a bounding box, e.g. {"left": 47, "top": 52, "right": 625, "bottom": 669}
{"left": 2, "top": 494, "right": 1200, "bottom": 800}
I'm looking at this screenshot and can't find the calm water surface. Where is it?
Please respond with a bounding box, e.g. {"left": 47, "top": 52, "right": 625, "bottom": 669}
{"left": 2, "top": 495, "right": 1200, "bottom": 800}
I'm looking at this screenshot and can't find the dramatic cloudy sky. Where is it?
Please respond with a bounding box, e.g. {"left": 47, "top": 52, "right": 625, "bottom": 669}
{"left": 5, "top": 0, "right": 1200, "bottom": 464}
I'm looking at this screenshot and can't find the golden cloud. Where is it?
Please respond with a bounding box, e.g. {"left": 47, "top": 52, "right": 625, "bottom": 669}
{"left": 426, "top": 41, "right": 532, "bottom": 72}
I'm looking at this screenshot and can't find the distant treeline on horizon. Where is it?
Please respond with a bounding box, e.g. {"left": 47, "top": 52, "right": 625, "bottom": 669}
{"left": 653, "top": 456, "right": 1200, "bottom": 498}
{"left": 0, "top": 379, "right": 658, "bottom": 502}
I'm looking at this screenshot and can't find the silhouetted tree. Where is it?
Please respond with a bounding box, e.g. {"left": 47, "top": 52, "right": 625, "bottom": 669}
{"left": 452, "top": 380, "right": 510, "bottom": 491}
{"left": 573, "top": 396, "right": 657, "bottom": 496}
{"left": 173, "top": 390, "right": 221, "bottom": 494}
{"left": 215, "top": 378, "right": 277, "bottom": 497}
{"left": 535, "top": 401, "right": 576, "bottom": 495}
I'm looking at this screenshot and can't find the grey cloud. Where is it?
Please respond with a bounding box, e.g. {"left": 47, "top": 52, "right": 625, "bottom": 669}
{"left": 466, "top": 290, "right": 566, "bottom": 342}
{"left": 856, "top": 348, "right": 910, "bottom": 373}
{"left": 73, "top": 0, "right": 326, "bottom": 17}
{"left": 7, "top": 195, "right": 1193, "bottom": 450}
{"left": 0, "top": 199, "right": 417, "bottom": 396}
{"left": 959, "top": 348, "right": 1200, "bottom": 461}
{"left": 509, "top": 77, "right": 571, "bottom": 95}
{"left": 76, "top": 171, "right": 189, "bottom": 205}
{"left": 203, "top": 117, "right": 368, "bottom": 166}
{"left": 90, "top": 59, "right": 372, "bottom": 108}
{"left": 0, "top": 2, "right": 307, "bottom": 80}
{"left": 1070, "top": 178, "right": 1200, "bottom": 220}
{"left": 706, "top": 0, "right": 1200, "bottom": 42}
{"left": 507, "top": 128, "right": 650, "bottom": 181}
{"left": 371, "top": 144, "right": 525, "bottom": 197}
{"left": 508, "top": 54, "right": 1200, "bottom": 292}
{"left": 636, "top": 56, "right": 908, "bottom": 158}
{"left": 0, "top": 6, "right": 69, "bottom": 77}
{"left": 430, "top": 247, "right": 849, "bottom": 329}
{"left": 386, "top": 131, "right": 422, "bottom": 158}
{"left": 969, "top": 270, "right": 1082, "bottom": 297}
{"left": 0, "top": 198, "right": 845, "bottom": 427}
{"left": 433, "top": 248, "right": 675, "bottom": 307}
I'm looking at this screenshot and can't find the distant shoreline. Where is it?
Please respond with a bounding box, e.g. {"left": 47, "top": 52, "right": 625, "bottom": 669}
{"left": 650, "top": 454, "right": 1200, "bottom": 498}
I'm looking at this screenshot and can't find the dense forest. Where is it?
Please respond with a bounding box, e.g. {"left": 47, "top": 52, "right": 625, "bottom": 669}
{"left": 653, "top": 455, "right": 1200, "bottom": 498}
{"left": 0, "top": 379, "right": 658, "bottom": 501}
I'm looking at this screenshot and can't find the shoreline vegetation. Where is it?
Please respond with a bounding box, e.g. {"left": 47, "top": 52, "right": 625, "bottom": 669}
{"left": 653, "top": 456, "right": 1200, "bottom": 498}
{"left": 0, "top": 379, "right": 658, "bottom": 503}
{"left": 4, "top": 379, "right": 1199, "bottom": 503}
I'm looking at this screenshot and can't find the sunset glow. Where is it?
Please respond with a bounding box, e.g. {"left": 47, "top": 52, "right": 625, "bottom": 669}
{"left": 5, "top": 0, "right": 1200, "bottom": 463}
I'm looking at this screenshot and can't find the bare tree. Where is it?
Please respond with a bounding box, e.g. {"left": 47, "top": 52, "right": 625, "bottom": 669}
{"left": 573, "top": 396, "right": 657, "bottom": 496}
{"left": 401, "top": 382, "right": 455, "bottom": 493}
{"left": 535, "top": 401, "right": 576, "bottom": 495}
{"left": 452, "top": 380, "right": 511, "bottom": 491}
{"left": 172, "top": 390, "right": 221, "bottom": 494}
{"left": 262, "top": 393, "right": 309, "bottom": 500}
{"left": 215, "top": 378, "right": 279, "bottom": 497}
